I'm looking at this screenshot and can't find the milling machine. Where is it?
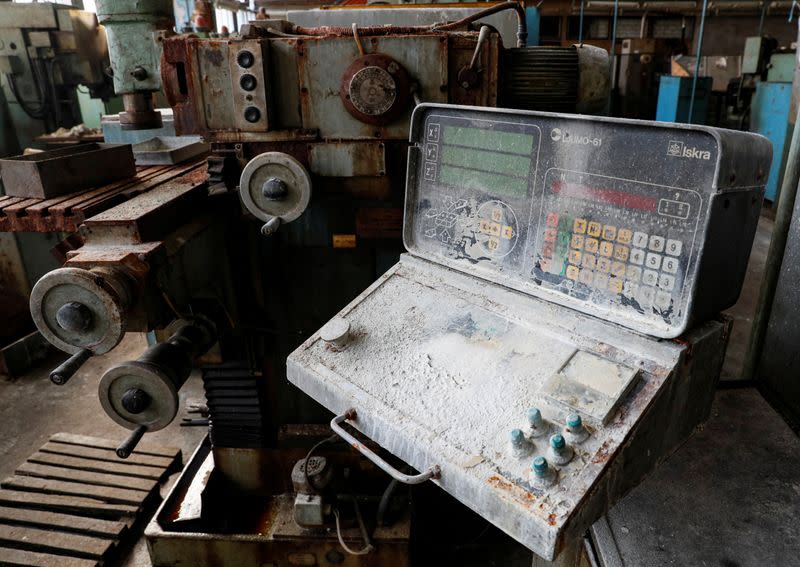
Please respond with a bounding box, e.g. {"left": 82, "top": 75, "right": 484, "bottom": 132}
{"left": 10, "top": 2, "right": 771, "bottom": 566}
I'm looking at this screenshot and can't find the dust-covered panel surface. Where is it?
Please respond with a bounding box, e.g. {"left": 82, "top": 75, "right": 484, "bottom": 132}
{"left": 288, "top": 255, "right": 687, "bottom": 559}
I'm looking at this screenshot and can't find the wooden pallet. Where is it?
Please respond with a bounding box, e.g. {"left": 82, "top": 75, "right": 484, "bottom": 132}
{"left": 0, "top": 161, "right": 206, "bottom": 233}
{"left": 0, "top": 433, "right": 181, "bottom": 566}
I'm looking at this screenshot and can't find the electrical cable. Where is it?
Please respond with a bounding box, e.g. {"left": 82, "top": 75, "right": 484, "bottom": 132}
{"left": 5, "top": 74, "right": 45, "bottom": 120}
{"left": 333, "top": 499, "right": 374, "bottom": 556}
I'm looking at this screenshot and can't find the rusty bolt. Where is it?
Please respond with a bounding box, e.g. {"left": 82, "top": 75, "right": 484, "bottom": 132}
{"left": 131, "top": 66, "right": 148, "bottom": 80}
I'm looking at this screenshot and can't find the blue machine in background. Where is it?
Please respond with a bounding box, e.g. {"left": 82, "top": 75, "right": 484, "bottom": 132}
{"left": 656, "top": 76, "right": 712, "bottom": 124}
{"left": 750, "top": 82, "right": 792, "bottom": 202}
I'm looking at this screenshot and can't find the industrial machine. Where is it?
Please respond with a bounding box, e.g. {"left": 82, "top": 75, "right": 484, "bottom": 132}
{"left": 288, "top": 103, "right": 771, "bottom": 561}
{"left": 0, "top": 2, "right": 113, "bottom": 155}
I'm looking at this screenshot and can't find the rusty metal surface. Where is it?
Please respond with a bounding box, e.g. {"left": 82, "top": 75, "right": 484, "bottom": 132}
{"left": 339, "top": 54, "right": 411, "bottom": 126}
{"left": 0, "top": 144, "right": 136, "bottom": 199}
{"left": 0, "top": 161, "right": 206, "bottom": 233}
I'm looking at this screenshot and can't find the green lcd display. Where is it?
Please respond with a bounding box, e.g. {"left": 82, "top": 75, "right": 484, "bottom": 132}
{"left": 437, "top": 125, "right": 534, "bottom": 197}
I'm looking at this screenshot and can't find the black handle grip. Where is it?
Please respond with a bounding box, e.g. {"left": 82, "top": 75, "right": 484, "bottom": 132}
{"left": 50, "top": 349, "right": 92, "bottom": 385}
{"left": 116, "top": 425, "right": 147, "bottom": 459}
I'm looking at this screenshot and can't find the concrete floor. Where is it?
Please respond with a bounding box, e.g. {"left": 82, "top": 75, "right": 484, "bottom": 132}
{"left": 0, "top": 211, "right": 779, "bottom": 565}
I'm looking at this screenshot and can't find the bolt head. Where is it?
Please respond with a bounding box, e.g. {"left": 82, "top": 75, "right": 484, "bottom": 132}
{"left": 550, "top": 434, "right": 565, "bottom": 450}
{"left": 131, "top": 66, "right": 148, "bottom": 80}
{"left": 55, "top": 301, "right": 93, "bottom": 333}
{"left": 510, "top": 428, "right": 525, "bottom": 446}
{"left": 567, "top": 414, "right": 582, "bottom": 429}
{"left": 532, "top": 456, "right": 548, "bottom": 476}
{"left": 527, "top": 408, "right": 542, "bottom": 427}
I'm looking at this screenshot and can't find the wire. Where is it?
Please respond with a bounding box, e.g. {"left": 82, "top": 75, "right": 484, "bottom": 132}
{"left": 5, "top": 74, "right": 45, "bottom": 120}
{"left": 334, "top": 502, "right": 374, "bottom": 556}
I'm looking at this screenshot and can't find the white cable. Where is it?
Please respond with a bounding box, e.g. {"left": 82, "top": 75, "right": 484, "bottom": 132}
{"left": 333, "top": 506, "right": 374, "bottom": 556}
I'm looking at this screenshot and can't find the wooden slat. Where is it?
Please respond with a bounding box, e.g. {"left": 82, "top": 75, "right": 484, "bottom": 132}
{"left": 0, "top": 546, "right": 97, "bottom": 567}
{"left": 0, "top": 491, "right": 136, "bottom": 519}
{"left": 50, "top": 433, "right": 180, "bottom": 459}
{"left": 0, "top": 197, "right": 27, "bottom": 211}
{"left": 1, "top": 477, "right": 149, "bottom": 507}
{"left": 0, "top": 506, "right": 128, "bottom": 539}
{"left": 15, "top": 463, "right": 158, "bottom": 493}
{"left": 40, "top": 442, "right": 174, "bottom": 468}
{"left": 47, "top": 167, "right": 166, "bottom": 215}
{"left": 27, "top": 452, "right": 164, "bottom": 481}
{"left": 0, "top": 524, "right": 113, "bottom": 560}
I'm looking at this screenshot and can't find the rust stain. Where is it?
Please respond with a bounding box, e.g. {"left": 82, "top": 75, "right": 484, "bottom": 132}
{"left": 547, "top": 514, "right": 557, "bottom": 526}
{"left": 591, "top": 440, "right": 613, "bottom": 464}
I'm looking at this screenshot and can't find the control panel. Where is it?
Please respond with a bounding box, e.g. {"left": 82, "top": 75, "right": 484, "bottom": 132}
{"left": 406, "top": 104, "right": 771, "bottom": 337}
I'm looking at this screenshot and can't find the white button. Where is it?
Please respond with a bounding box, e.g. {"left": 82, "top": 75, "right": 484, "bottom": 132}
{"left": 648, "top": 235, "right": 665, "bottom": 252}
{"left": 659, "top": 274, "right": 675, "bottom": 291}
{"left": 624, "top": 281, "right": 639, "bottom": 297}
{"left": 646, "top": 252, "right": 662, "bottom": 270}
{"left": 633, "top": 231, "right": 648, "bottom": 248}
{"left": 663, "top": 257, "right": 679, "bottom": 274}
{"left": 626, "top": 265, "right": 642, "bottom": 281}
{"left": 643, "top": 269, "right": 659, "bottom": 286}
{"left": 630, "top": 249, "right": 645, "bottom": 265}
{"left": 666, "top": 239, "right": 683, "bottom": 256}
{"left": 638, "top": 286, "right": 655, "bottom": 305}
{"left": 655, "top": 291, "right": 672, "bottom": 309}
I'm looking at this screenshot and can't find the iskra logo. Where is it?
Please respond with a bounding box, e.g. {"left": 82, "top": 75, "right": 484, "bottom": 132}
{"left": 550, "top": 128, "right": 602, "bottom": 147}
{"left": 667, "top": 140, "right": 711, "bottom": 160}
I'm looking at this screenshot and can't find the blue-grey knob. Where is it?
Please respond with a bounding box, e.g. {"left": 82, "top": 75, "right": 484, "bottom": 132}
{"left": 532, "top": 456, "right": 549, "bottom": 477}
{"left": 527, "top": 408, "right": 543, "bottom": 428}
{"left": 567, "top": 414, "right": 582, "bottom": 429}
{"left": 550, "top": 434, "right": 566, "bottom": 452}
{"left": 510, "top": 428, "right": 525, "bottom": 448}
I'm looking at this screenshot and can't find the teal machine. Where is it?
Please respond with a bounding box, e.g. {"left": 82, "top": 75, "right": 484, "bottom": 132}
{"left": 655, "top": 75, "right": 712, "bottom": 125}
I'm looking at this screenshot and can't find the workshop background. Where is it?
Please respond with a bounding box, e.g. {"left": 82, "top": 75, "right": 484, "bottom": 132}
{"left": 0, "top": 0, "right": 798, "bottom": 566}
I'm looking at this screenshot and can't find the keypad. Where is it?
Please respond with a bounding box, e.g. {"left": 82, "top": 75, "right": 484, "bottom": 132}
{"left": 538, "top": 214, "right": 685, "bottom": 311}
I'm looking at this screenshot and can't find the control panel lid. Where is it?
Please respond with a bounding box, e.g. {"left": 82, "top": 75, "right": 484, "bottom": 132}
{"left": 404, "top": 103, "right": 770, "bottom": 338}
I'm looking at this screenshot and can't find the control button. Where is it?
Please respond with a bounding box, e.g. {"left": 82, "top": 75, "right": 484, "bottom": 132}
{"left": 613, "top": 244, "right": 629, "bottom": 262}
{"left": 547, "top": 212, "right": 560, "bottom": 227}
{"left": 584, "top": 238, "right": 599, "bottom": 254}
{"left": 611, "top": 261, "right": 626, "bottom": 278}
{"left": 587, "top": 222, "right": 602, "bottom": 237}
{"left": 569, "top": 250, "right": 582, "bottom": 265}
{"left": 540, "top": 258, "right": 553, "bottom": 273}
{"left": 237, "top": 50, "right": 255, "bottom": 68}
{"left": 573, "top": 218, "right": 587, "bottom": 233}
{"left": 597, "top": 257, "right": 611, "bottom": 273}
{"left": 424, "top": 162, "right": 437, "bottom": 180}
{"left": 602, "top": 225, "right": 617, "bottom": 240}
{"left": 655, "top": 291, "right": 672, "bottom": 310}
{"left": 571, "top": 234, "right": 584, "bottom": 249}
{"left": 626, "top": 265, "right": 642, "bottom": 281}
{"left": 502, "top": 226, "right": 514, "bottom": 240}
{"left": 425, "top": 143, "right": 439, "bottom": 160}
{"left": 642, "top": 269, "right": 659, "bottom": 286}
{"left": 582, "top": 254, "right": 596, "bottom": 269}
{"left": 566, "top": 265, "right": 580, "bottom": 280}
{"left": 630, "top": 249, "right": 645, "bottom": 265}
{"left": 617, "top": 228, "right": 633, "bottom": 244}
{"left": 638, "top": 285, "right": 655, "bottom": 305}
{"left": 663, "top": 257, "right": 679, "bottom": 274}
{"left": 599, "top": 241, "right": 614, "bottom": 257}
{"left": 489, "top": 222, "right": 502, "bottom": 236}
{"left": 624, "top": 281, "right": 639, "bottom": 297}
{"left": 594, "top": 273, "right": 609, "bottom": 289}
{"left": 491, "top": 208, "right": 503, "bottom": 222}
{"left": 487, "top": 237, "right": 499, "bottom": 251}
{"left": 579, "top": 269, "right": 594, "bottom": 285}
{"left": 666, "top": 239, "right": 683, "bottom": 256}
{"left": 542, "top": 242, "right": 555, "bottom": 258}
{"left": 658, "top": 274, "right": 675, "bottom": 291}
{"left": 608, "top": 277, "right": 623, "bottom": 294}
{"left": 633, "top": 231, "right": 648, "bottom": 248}
{"left": 646, "top": 252, "right": 662, "bottom": 270}
{"left": 479, "top": 220, "right": 491, "bottom": 233}
{"left": 426, "top": 123, "right": 440, "bottom": 141}
{"left": 244, "top": 106, "right": 261, "bottom": 123}
{"left": 544, "top": 228, "right": 557, "bottom": 242}
{"left": 648, "top": 235, "right": 665, "bottom": 252}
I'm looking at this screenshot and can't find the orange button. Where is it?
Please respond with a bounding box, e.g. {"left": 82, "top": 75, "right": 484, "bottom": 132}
{"left": 566, "top": 265, "right": 580, "bottom": 280}
{"left": 585, "top": 238, "right": 599, "bottom": 253}
{"left": 597, "top": 257, "right": 611, "bottom": 273}
{"left": 544, "top": 228, "right": 557, "bottom": 242}
{"left": 588, "top": 222, "right": 602, "bottom": 237}
{"left": 599, "top": 241, "right": 614, "bottom": 257}
{"left": 547, "top": 212, "right": 560, "bottom": 227}
{"left": 573, "top": 218, "right": 588, "bottom": 234}
{"left": 569, "top": 249, "right": 582, "bottom": 265}
{"left": 603, "top": 225, "right": 617, "bottom": 240}
{"left": 571, "top": 234, "right": 584, "bottom": 249}
{"left": 613, "top": 244, "right": 630, "bottom": 262}
{"left": 617, "top": 228, "right": 633, "bottom": 244}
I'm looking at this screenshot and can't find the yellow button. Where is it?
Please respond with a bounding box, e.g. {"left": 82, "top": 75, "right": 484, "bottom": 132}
{"left": 569, "top": 249, "right": 582, "bottom": 265}
{"left": 588, "top": 222, "right": 602, "bottom": 237}
{"left": 573, "top": 218, "right": 587, "bottom": 234}
{"left": 585, "top": 238, "right": 599, "bottom": 253}
{"left": 579, "top": 269, "right": 594, "bottom": 285}
{"left": 582, "top": 254, "right": 596, "bottom": 269}
{"left": 609, "top": 278, "right": 623, "bottom": 294}
{"left": 599, "top": 241, "right": 614, "bottom": 257}
{"left": 613, "top": 244, "right": 630, "bottom": 261}
{"left": 597, "top": 257, "right": 611, "bottom": 273}
{"left": 492, "top": 208, "right": 502, "bottom": 222}
{"left": 502, "top": 225, "right": 514, "bottom": 240}
{"left": 603, "top": 225, "right": 617, "bottom": 240}
{"left": 612, "top": 261, "right": 626, "bottom": 277}
{"left": 618, "top": 228, "right": 632, "bottom": 244}
{"left": 571, "top": 234, "right": 584, "bottom": 249}
{"left": 566, "top": 265, "right": 580, "bottom": 280}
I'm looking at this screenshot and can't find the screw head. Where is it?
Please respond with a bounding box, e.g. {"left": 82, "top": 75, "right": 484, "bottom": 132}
{"left": 532, "top": 456, "right": 549, "bottom": 476}
{"left": 527, "top": 408, "right": 542, "bottom": 428}
{"left": 510, "top": 428, "right": 525, "bottom": 447}
{"left": 131, "top": 66, "right": 148, "bottom": 80}
{"left": 550, "top": 434, "right": 566, "bottom": 450}
{"left": 55, "top": 302, "right": 93, "bottom": 333}
{"left": 567, "top": 414, "right": 582, "bottom": 429}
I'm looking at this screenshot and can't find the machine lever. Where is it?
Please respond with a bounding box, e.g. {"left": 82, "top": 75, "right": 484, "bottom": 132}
{"left": 50, "top": 349, "right": 92, "bottom": 385}
{"left": 116, "top": 425, "right": 148, "bottom": 459}
{"left": 330, "top": 409, "right": 441, "bottom": 485}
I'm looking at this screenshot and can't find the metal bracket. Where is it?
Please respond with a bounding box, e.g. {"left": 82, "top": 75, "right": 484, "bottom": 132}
{"left": 330, "top": 409, "right": 441, "bottom": 485}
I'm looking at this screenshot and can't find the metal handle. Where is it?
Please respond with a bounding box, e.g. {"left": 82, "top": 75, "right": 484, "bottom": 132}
{"left": 116, "top": 425, "right": 147, "bottom": 459}
{"left": 330, "top": 409, "right": 441, "bottom": 485}
{"left": 50, "top": 349, "right": 92, "bottom": 385}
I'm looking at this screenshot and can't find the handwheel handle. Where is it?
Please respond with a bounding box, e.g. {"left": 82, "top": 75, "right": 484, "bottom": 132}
{"left": 330, "top": 409, "right": 441, "bottom": 485}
